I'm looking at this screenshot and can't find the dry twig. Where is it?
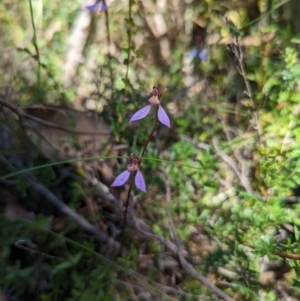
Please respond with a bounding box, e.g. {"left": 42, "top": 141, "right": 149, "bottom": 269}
{"left": 131, "top": 213, "right": 236, "bottom": 301}
{"left": 0, "top": 155, "right": 120, "bottom": 249}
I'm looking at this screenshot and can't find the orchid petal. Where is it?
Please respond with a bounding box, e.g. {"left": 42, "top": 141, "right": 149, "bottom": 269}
{"left": 188, "top": 47, "right": 198, "bottom": 59}
{"left": 101, "top": 1, "right": 108, "bottom": 11}
{"left": 111, "top": 170, "right": 130, "bottom": 187}
{"left": 129, "top": 105, "right": 152, "bottom": 123}
{"left": 158, "top": 105, "right": 170, "bottom": 128}
{"left": 135, "top": 170, "right": 146, "bottom": 192}
{"left": 85, "top": 3, "right": 99, "bottom": 11}
{"left": 199, "top": 49, "right": 208, "bottom": 61}
{"left": 86, "top": 0, "right": 107, "bottom": 11}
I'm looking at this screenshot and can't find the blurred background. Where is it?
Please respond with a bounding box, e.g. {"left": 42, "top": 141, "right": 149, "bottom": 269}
{"left": 1, "top": 0, "right": 300, "bottom": 300}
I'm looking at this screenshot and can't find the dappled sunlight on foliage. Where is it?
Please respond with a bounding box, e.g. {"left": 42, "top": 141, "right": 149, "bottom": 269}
{"left": 1, "top": 0, "right": 300, "bottom": 300}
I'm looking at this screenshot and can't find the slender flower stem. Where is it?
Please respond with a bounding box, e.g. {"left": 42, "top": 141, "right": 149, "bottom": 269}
{"left": 121, "top": 107, "right": 159, "bottom": 253}
{"left": 120, "top": 173, "right": 135, "bottom": 255}
{"left": 122, "top": 175, "right": 135, "bottom": 228}
{"left": 141, "top": 106, "right": 159, "bottom": 158}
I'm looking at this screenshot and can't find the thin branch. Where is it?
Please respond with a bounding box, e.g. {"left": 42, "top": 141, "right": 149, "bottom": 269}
{"left": 165, "top": 176, "right": 180, "bottom": 246}
{"left": 0, "top": 156, "right": 121, "bottom": 250}
{"left": 131, "top": 214, "right": 236, "bottom": 301}
{"left": 125, "top": 0, "right": 132, "bottom": 80}
{"left": 0, "top": 97, "right": 110, "bottom": 135}
{"left": 28, "top": 0, "right": 41, "bottom": 87}
{"left": 14, "top": 240, "right": 64, "bottom": 261}
{"left": 225, "top": 24, "right": 262, "bottom": 145}
{"left": 178, "top": 253, "right": 235, "bottom": 301}
{"left": 212, "top": 137, "right": 254, "bottom": 195}
{"left": 104, "top": 7, "right": 114, "bottom": 89}
{"left": 118, "top": 274, "right": 222, "bottom": 301}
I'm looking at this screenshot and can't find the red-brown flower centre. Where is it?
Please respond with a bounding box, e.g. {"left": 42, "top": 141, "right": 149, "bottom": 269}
{"left": 127, "top": 156, "right": 140, "bottom": 171}
{"left": 149, "top": 95, "right": 160, "bottom": 105}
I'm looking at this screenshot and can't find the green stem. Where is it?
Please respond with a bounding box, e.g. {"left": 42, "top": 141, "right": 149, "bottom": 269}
{"left": 125, "top": 0, "right": 132, "bottom": 81}
{"left": 28, "top": 0, "right": 41, "bottom": 88}
{"left": 104, "top": 8, "right": 114, "bottom": 88}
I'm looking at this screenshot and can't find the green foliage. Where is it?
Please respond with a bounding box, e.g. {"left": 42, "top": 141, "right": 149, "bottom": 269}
{"left": 282, "top": 47, "right": 300, "bottom": 90}
{"left": 2, "top": 0, "right": 300, "bottom": 300}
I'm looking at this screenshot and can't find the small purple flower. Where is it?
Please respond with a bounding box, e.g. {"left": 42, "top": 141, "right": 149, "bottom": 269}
{"left": 85, "top": 0, "right": 108, "bottom": 12}
{"left": 199, "top": 49, "right": 208, "bottom": 61}
{"left": 188, "top": 47, "right": 198, "bottom": 60}
{"left": 129, "top": 85, "right": 170, "bottom": 128}
{"left": 188, "top": 47, "right": 208, "bottom": 61}
{"left": 111, "top": 156, "right": 146, "bottom": 192}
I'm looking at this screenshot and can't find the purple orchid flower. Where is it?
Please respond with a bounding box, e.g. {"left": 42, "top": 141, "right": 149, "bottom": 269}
{"left": 111, "top": 156, "right": 146, "bottom": 192}
{"left": 189, "top": 47, "right": 208, "bottom": 61}
{"left": 129, "top": 85, "right": 170, "bottom": 128}
{"left": 85, "top": 0, "right": 108, "bottom": 12}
